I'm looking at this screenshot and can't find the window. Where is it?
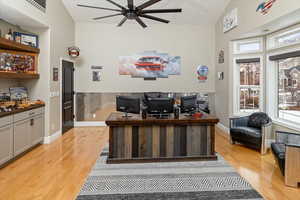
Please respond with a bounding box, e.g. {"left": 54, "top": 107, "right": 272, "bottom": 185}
{"left": 277, "top": 56, "right": 300, "bottom": 123}
{"left": 267, "top": 25, "right": 300, "bottom": 50}
{"left": 232, "top": 38, "right": 263, "bottom": 115}
{"left": 233, "top": 38, "right": 263, "bottom": 54}
{"left": 237, "top": 60, "right": 261, "bottom": 113}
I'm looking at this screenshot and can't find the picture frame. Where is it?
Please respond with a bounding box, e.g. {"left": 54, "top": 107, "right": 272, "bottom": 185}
{"left": 223, "top": 8, "right": 238, "bottom": 33}
{"left": 13, "top": 32, "right": 39, "bottom": 48}
{"left": 218, "top": 72, "right": 224, "bottom": 80}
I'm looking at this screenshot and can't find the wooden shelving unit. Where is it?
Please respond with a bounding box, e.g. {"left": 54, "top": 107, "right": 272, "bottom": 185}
{"left": 0, "top": 38, "right": 40, "bottom": 53}
{"left": 0, "top": 38, "right": 40, "bottom": 80}
{"left": 0, "top": 72, "right": 39, "bottom": 79}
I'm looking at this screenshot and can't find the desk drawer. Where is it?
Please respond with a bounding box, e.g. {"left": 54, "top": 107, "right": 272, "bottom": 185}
{"left": 14, "top": 108, "right": 44, "bottom": 122}
{"left": 0, "top": 116, "right": 13, "bottom": 127}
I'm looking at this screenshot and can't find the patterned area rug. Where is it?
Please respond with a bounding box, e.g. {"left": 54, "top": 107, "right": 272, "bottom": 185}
{"left": 76, "top": 147, "right": 263, "bottom": 200}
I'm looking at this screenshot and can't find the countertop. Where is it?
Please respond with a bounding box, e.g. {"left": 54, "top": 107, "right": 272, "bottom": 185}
{"left": 0, "top": 104, "right": 45, "bottom": 118}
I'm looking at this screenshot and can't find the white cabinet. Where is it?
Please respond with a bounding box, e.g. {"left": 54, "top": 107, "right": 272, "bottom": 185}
{"left": 13, "top": 119, "right": 31, "bottom": 157}
{"left": 30, "top": 115, "right": 44, "bottom": 146}
{"left": 0, "top": 107, "right": 45, "bottom": 166}
{"left": 0, "top": 124, "right": 13, "bottom": 166}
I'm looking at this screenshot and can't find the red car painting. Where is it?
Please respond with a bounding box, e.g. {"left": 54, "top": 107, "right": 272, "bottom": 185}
{"left": 135, "top": 56, "right": 168, "bottom": 71}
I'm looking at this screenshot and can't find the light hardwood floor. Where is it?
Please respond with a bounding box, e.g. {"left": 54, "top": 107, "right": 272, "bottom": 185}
{"left": 0, "top": 127, "right": 299, "bottom": 200}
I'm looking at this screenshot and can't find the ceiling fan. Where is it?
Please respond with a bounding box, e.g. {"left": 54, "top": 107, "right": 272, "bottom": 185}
{"left": 77, "top": 0, "right": 182, "bottom": 28}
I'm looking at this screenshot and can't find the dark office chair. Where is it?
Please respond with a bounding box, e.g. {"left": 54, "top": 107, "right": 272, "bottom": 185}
{"left": 230, "top": 112, "right": 272, "bottom": 154}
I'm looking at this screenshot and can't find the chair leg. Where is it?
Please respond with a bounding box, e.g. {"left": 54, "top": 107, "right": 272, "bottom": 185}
{"left": 260, "top": 145, "right": 267, "bottom": 155}
{"left": 230, "top": 137, "right": 235, "bottom": 145}
{"left": 285, "top": 146, "right": 300, "bottom": 188}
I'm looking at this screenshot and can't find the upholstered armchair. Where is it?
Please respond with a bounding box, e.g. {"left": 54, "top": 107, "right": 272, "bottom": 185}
{"left": 230, "top": 112, "right": 272, "bottom": 154}
{"left": 271, "top": 131, "right": 300, "bottom": 187}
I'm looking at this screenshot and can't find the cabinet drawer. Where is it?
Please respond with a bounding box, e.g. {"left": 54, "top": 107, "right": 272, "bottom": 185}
{"left": 0, "top": 116, "right": 13, "bottom": 127}
{"left": 14, "top": 107, "right": 44, "bottom": 122}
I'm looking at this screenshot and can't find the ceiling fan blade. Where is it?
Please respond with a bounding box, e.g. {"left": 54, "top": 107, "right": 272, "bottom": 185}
{"left": 106, "top": 0, "right": 127, "bottom": 10}
{"left": 77, "top": 4, "right": 122, "bottom": 12}
{"left": 117, "top": 17, "right": 128, "bottom": 26}
{"left": 137, "top": 0, "right": 161, "bottom": 10}
{"left": 140, "top": 14, "right": 169, "bottom": 23}
{"left": 93, "top": 13, "right": 123, "bottom": 20}
{"left": 135, "top": 17, "right": 147, "bottom": 28}
{"left": 128, "top": 0, "right": 134, "bottom": 10}
{"left": 140, "top": 9, "right": 182, "bottom": 14}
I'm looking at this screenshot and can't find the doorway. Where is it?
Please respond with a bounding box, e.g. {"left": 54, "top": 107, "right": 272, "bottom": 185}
{"left": 61, "top": 60, "right": 74, "bottom": 134}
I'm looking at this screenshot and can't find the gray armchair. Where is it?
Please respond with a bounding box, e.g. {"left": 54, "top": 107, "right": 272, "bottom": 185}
{"left": 271, "top": 131, "right": 300, "bottom": 187}
{"left": 230, "top": 112, "right": 272, "bottom": 154}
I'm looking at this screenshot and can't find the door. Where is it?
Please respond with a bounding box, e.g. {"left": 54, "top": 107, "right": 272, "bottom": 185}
{"left": 62, "top": 60, "right": 74, "bottom": 134}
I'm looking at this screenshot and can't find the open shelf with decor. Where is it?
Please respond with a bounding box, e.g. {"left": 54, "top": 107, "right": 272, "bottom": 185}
{"left": 0, "top": 38, "right": 40, "bottom": 53}
{"left": 0, "top": 38, "right": 40, "bottom": 79}
{"left": 0, "top": 71, "right": 39, "bottom": 79}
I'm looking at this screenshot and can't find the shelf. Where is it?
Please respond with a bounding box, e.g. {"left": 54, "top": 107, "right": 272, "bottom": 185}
{"left": 0, "top": 72, "right": 40, "bottom": 79}
{"left": 0, "top": 38, "right": 40, "bottom": 54}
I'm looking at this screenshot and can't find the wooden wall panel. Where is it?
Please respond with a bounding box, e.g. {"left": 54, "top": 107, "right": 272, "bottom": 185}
{"left": 124, "top": 126, "right": 132, "bottom": 159}
{"left": 132, "top": 126, "right": 139, "bottom": 158}
{"left": 160, "top": 126, "right": 167, "bottom": 157}
{"left": 112, "top": 127, "right": 125, "bottom": 158}
{"left": 166, "top": 126, "right": 174, "bottom": 157}
{"left": 200, "top": 126, "right": 208, "bottom": 155}
{"left": 139, "top": 126, "right": 152, "bottom": 158}
{"left": 152, "top": 126, "right": 160, "bottom": 158}
{"left": 285, "top": 146, "right": 300, "bottom": 187}
{"left": 174, "top": 126, "right": 186, "bottom": 156}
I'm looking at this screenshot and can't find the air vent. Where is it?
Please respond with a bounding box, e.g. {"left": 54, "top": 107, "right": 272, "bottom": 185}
{"left": 26, "top": 0, "right": 46, "bottom": 13}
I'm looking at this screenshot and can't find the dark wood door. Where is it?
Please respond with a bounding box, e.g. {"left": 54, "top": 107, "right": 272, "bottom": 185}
{"left": 62, "top": 60, "right": 74, "bottom": 134}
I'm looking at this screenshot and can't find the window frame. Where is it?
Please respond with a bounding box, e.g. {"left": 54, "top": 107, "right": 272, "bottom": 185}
{"left": 267, "top": 24, "right": 300, "bottom": 50}
{"left": 266, "top": 45, "right": 300, "bottom": 127}
{"left": 233, "top": 38, "right": 264, "bottom": 55}
{"left": 233, "top": 54, "right": 264, "bottom": 116}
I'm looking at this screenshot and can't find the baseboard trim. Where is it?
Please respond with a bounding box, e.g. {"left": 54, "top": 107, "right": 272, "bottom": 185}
{"left": 217, "top": 123, "right": 230, "bottom": 134}
{"left": 74, "top": 121, "right": 106, "bottom": 127}
{"left": 43, "top": 130, "right": 62, "bottom": 144}
{"left": 216, "top": 123, "right": 230, "bottom": 141}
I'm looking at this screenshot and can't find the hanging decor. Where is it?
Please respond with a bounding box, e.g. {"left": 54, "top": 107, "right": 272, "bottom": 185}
{"left": 197, "top": 65, "right": 209, "bottom": 83}
{"left": 91, "top": 65, "right": 103, "bottom": 82}
{"left": 119, "top": 51, "right": 181, "bottom": 79}
{"left": 256, "top": 0, "right": 277, "bottom": 15}
{"left": 223, "top": 8, "right": 238, "bottom": 33}
{"left": 218, "top": 50, "right": 225, "bottom": 64}
{"left": 218, "top": 72, "right": 224, "bottom": 80}
{"left": 68, "top": 46, "right": 80, "bottom": 58}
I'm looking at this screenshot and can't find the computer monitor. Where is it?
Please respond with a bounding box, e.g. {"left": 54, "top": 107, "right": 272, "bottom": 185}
{"left": 146, "top": 97, "right": 174, "bottom": 117}
{"left": 180, "top": 95, "right": 198, "bottom": 114}
{"left": 116, "top": 96, "right": 140, "bottom": 117}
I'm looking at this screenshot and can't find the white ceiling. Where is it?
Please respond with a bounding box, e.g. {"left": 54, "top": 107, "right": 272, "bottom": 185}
{"left": 62, "top": 0, "right": 230, "bottom": 25}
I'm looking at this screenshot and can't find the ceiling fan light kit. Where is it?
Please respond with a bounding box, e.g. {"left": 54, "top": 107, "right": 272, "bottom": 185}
{"left": 77, "top": 0, "right": 182, "bottom": 28}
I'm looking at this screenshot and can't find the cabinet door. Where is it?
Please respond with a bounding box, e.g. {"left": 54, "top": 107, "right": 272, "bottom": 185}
{"left": 0, "top": 125, "right": 13, "bottom": 165}
{"left": 30, "top": 115, "right": 44, "bottom": 145}
{"left": 14, "top": 119, "right": 31, "bottom": 156}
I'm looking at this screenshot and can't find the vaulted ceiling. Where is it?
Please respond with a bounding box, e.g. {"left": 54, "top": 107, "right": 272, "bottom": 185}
{"left": 62, "top": 0, "right": 230, "bottom": 25}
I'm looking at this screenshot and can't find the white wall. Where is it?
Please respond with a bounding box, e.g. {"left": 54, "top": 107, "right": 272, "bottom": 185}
{"left": 75, "top": 22, "right": 215, "bottom": 93}
{"left": 47, "top": 0, "right": 75, "bottom": 135}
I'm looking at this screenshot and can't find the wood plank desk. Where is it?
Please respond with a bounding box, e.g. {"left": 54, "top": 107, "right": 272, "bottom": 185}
{"left": 105, "top": 112, "right": 219, "bottom": 164}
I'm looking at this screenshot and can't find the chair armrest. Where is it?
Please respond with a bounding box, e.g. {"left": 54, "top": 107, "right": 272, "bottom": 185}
{"left": 261, "top": 122, "right": 273, "bottom": 155}
{"left": 286, "top": 143, "right": 300, "bottom": 148}
{"left": 230, "top": 116, "right": 249, "bottom": 128}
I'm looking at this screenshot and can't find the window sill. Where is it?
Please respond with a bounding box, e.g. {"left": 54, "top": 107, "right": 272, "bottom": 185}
{"left": 272, "top": 119, "right": 300, "bottom": 133}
